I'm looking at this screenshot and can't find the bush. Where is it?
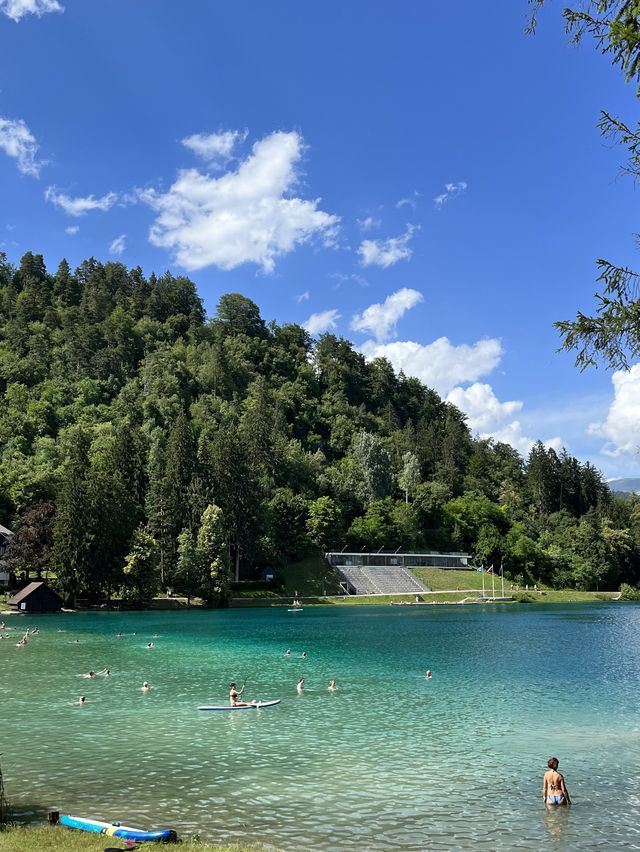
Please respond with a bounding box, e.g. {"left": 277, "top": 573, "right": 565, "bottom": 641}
{"left": 619, "top": 583, "right": 640, "bottom": 601}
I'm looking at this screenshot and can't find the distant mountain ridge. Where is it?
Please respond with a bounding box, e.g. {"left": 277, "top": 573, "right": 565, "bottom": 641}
{"left": 608, "top": 478, "right": 640, "bottom": 494}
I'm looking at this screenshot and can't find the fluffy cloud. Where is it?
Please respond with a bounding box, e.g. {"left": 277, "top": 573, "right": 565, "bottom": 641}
{"left": 141, "top": 130, "right": 339, "bottom": 273}
{"left": 109, "top": 234, "right": 126, "bottom": 256}
{"left": 357, "top": 216, "right": 381, "bottom": 232}
{"left": 446, "top": 382, "right": 562, "bottom": 456}
{"left": 589, "top": 364, "right": 640, "bottom": 457}
{"left": 181, "top": 129, "right": 246, "bottom": 165}
{"left": 45, "top": 186, "right": 117, "bottom": 216}
{"left": 65, "top": 225, "right": 79, "bottom": 235}
{"left": 303, "top": 308, "right": 341, "bottom": 335}
{"left": 434, "top": 181, "right": 467, "bottom": 208}
{"left": 360, "top": 336, "right": 502, "bottom": 396}
{"left": 446, "top": 383, "right": 522, "bottom": 432}
{"left": 0, "top": 0, "right": 62, "bottom": 21}
{"left": 358, "top": 225, "right": 417, "bottom": 268}
{"left": 351, "top": 288, "right": 423, "bottom": 343}
{"left": 0, "top": 117, "right": 44, "bottom": 177}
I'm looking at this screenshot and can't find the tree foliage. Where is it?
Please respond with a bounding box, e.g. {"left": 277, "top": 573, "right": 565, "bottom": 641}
{"left": 0, "top": 252, "right": 635, "bottom": 599}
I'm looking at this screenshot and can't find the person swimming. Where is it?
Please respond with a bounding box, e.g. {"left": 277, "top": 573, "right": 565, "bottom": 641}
{"left": 425, "top": 670, "right": 432, "bottom": 680}
{"left": 147, "top": 642, "right": 155, "bottom": 649}
{"left": 81, "top": 671, "right": 97, "bottom": 679}
{"left": 141, "top": 681, "right": 151, "bottom": 692}
{"left": 543, "top": 757, "right": 571, "bottom": 806}
{"left": 296, "top": 677, "right": 304, "bottom": 693}
{"left": 97, "top": 668, "right": 110, "bottom": 676}
{"left": 72, "top": 696, "right": 86, "bottom": 705}
{"left": 300, "top": 651, "right": 307, "bottom": 659}
{"left": 328, "top": 680, "right": 337, "bottom": 691}
{"left": 284, "top": 649, "right": 292, "bottom": 656}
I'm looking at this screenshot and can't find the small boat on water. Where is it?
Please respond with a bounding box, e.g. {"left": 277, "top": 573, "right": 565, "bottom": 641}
{"left": 59, "top": 814, "right": 177, "bottom": 843}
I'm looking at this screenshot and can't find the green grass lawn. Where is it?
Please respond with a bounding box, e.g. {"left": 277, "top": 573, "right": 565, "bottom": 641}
{"left": 0, "top": 826, "right": 265, "bottom": 851}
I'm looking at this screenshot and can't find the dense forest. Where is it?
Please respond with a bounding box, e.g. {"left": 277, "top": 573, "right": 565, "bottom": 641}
{"left": 1, "top": 251, "right": 639, "bottom": 605}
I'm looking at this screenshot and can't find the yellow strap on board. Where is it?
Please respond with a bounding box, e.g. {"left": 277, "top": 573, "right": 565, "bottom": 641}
{"left": 105, "top": 826, "right": 118, "bottom": 837}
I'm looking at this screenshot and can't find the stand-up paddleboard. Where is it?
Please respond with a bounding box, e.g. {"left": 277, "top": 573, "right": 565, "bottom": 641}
{"left": 60, "top": 814, "right": 177, "bottom": 843}
{"left": 198, "top": 699, "right": 281, "bottom": 711}
{"left": 288, "top": 608, "right": 303, "bottom": 612}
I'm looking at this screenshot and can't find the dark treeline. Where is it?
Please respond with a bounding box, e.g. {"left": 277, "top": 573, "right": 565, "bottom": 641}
{"left": 1, "top": 251, "right": 639, "bottom": 604}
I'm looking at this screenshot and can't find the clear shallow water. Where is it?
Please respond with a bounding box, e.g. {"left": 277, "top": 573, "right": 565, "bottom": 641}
{"left": 2, "top": 602, "right": 640, "bottom": 850}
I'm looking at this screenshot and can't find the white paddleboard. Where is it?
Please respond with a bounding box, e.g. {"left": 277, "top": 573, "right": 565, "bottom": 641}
{"left": 198, "top": 699, "right": 281, "bottom": 711}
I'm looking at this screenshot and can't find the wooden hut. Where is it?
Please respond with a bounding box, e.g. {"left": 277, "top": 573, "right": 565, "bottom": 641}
{"left": 9, "top": 582, "right": 63, "bottom": 613}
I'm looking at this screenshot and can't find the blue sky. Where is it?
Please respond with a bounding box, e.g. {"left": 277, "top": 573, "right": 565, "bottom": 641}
{"left": 1, "top": 0, "right": 639, "bottom": 477}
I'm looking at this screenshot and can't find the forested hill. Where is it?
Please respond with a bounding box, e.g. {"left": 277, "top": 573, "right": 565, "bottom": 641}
{"left": 1, "top": 251, "right": 639, "bottom": 605}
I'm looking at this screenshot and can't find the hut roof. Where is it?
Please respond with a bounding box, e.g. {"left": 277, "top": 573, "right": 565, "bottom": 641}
{"left": 10, "top": 581, "right": 63, "bottom": 606}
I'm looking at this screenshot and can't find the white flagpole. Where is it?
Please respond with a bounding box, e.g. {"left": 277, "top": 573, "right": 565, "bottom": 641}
{"left": 501, "top": 565, "right": 504, "bottom": 598}
{"left": 491, "top": 567, "right": 495, "bottom": 599}
{"left": 481, "top": 565, "right": 485, "bottom": 598}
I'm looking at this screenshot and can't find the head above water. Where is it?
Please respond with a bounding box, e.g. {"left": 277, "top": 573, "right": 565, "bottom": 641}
{"left": 229, "top": 682, "right": 236, "bottom": 688}
{"left": 547, "top": 757, "right": 559, "bottom": 770}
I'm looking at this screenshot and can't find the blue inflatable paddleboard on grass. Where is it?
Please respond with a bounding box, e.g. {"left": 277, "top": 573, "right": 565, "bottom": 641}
{"left": 60, "top": 814, "right": 177, "bottom": 842}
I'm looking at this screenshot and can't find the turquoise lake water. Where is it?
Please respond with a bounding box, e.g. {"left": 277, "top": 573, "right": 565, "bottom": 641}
{"left": 2, "top": 602, "right": 640, "bottom": 850}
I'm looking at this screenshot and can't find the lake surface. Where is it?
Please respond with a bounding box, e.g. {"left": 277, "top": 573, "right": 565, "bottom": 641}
{"left": 2, "top": 602, "right": 640, "bottom": 850}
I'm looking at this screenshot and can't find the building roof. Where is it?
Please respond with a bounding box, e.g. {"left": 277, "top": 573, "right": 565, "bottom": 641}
{"left": 9, "top": 581, "right": 63, "bottom": 606}
{"left": 0, "top": 523, "right": 13, "bottom": 537}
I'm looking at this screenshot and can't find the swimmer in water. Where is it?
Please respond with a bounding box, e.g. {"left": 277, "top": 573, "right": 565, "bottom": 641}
{"left": 543, "top": 757, "right": 571, "bottom": 806}
{"left": 284, "top": 649, "right": 292, "bottom": 656}
{"left": 300, "top": 651, "right": 307, "bottom": 659}
{"left": 425, "top": 670, "right": 432, "bottom": 680}
{"left": 81, "top": 671, "right": 97, "bottom": 679}
{"left": 296, "top": 677, "right": 304, "bottom": 693}
{"left": 147, "top": 642, "right": 155, "bottom": 649}
{"left": 97, "top": 668, "right": 110, "bottom": 676}
{"left": 141, "top": 682, "right": 151, "bottom": 692}
{"left": 328, "top": 680, "right": 337, "bottom": 691}
{"left": 72, "top": 696, "right": 86, "bottom": 705}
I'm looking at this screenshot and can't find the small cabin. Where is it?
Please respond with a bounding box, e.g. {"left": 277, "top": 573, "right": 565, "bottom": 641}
{"left": 9, "top": 582, "right": 63, "bottom": 613}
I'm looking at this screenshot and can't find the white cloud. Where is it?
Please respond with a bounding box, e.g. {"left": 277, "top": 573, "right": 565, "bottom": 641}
{"left": 0, "top": 117, "right": 44, "bottom": 177}
{"left": 296, "top": 290, "right": 310, "bottom": 303}
{"left": 358, "top": 224, "right": 417, "bottom": 268}
{"left": 181, "top": 129, "right": 247, "bottom": 165}
{"left": 589, "top": 364, "right": 640, "bottom": 457}
{"left": 360, "top": 337, "right": 503, "bottom": 396}
{"left": 304, "top": 308, "right": 341, "bottom": 335}
{"left": 45, "top": 186, "right": 118, "bottom": 216}
{"left": 351, "top": 287, "right": 423, "bottom": 343}
{"left": 141, "top": 130, "right": 339, "bottom": 273}
{"left": 434, "top": 181, "right": 467, "bottom": 208}
{"left": 357, "top": 216, "right": 381, "bottom": 232}
{"left": 109, "top": 234, "right": 126, "bottom": 256}
{"left": 65, "top": 225, "right": 79, "bottom": 235}
{"left": 396, "top": 192, "right": 419, "bottom": 210}
{"left": 446, "top": 383, "right": 522, "bottom": 432}
{"left": 446, "top": 382, "right": 562, "bottom": 456}
{"left": 0, "top": 0, "right": 62, "bottom": 21}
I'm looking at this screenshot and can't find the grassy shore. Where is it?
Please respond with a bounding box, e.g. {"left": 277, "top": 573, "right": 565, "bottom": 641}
{"left": 0, "top": 826, "right": 263, "bottom": 851}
